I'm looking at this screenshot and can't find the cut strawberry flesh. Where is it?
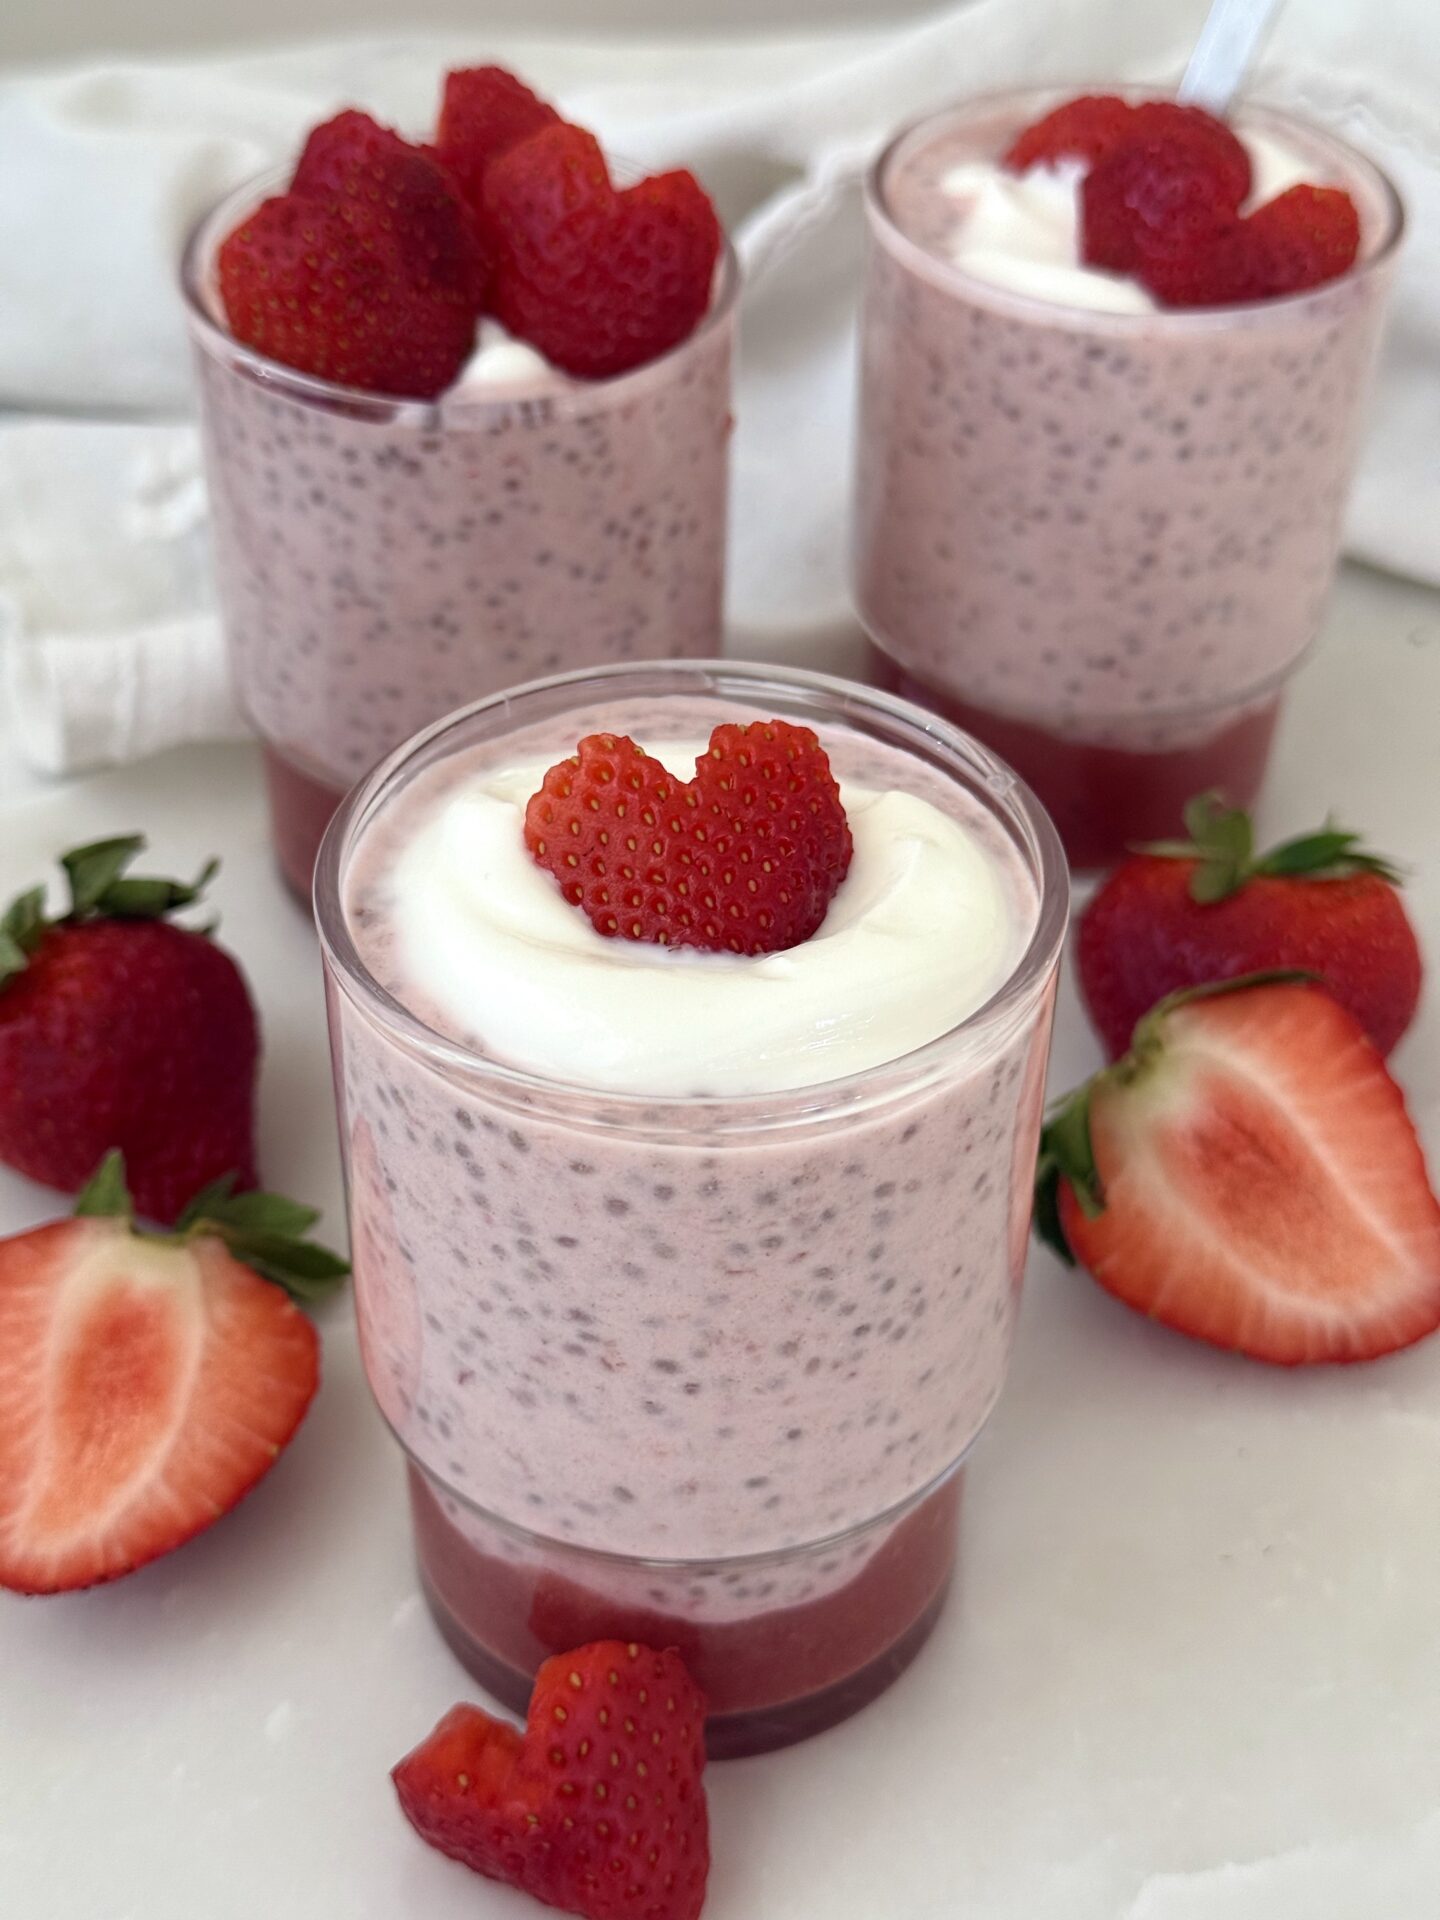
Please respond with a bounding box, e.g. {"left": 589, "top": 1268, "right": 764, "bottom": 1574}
{"left": 393, "top": 1641, "right": 709, "bottom": 1920}
{"left": 1061, "top": 985, "right": 1440, "bottom": 1364}
{"left": 0, "top": 1221, "right": 318, "bottom": 1592}
{"left": 1002, "top": 94, "right": 1135, "bottom": 171}
{"left": 524, "top": 719, "right": 853, "bottom": 956}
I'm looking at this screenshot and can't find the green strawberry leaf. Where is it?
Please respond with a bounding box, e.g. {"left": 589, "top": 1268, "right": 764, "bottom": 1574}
{"left": 1033, "top": 1081, "right": 1103, "bottom": 1264}
{"left": 72, "top": 1158, "right": 347, "bottom": 1307}
{"left": 74, "top": 1151, "right": 135, "bottom": 1221}
{"left": 198, "top": 1190, "right": 322, "bottom": 1240}
{"left": 1252, "top": 825, "right": 1405, "bottom": 886}
{"left": 1135, "top": 795, "right": 1405, "bottom": 902}
{"left": 184, "top": 1187, "right": 350, "bottom": 1306}
{"left": 173, "top": 1172, "right": 241, "bottom": 1232}
{"left": 62, "top": 837, "right": 218, "bottom": 924}
{"left": 62, "top": 837, "right": 147, "bottom": 916}
{"left": 0, "top": 886, "right": 50, "bottom": 986}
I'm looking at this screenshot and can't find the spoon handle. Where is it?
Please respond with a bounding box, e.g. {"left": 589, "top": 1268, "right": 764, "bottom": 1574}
{"left": 1179, "top": 0, "right": 1288, "bottom": 111}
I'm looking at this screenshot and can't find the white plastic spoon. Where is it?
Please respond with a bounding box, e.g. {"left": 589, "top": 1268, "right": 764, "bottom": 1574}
{"left": 1178, "top": 0, "right": 1289, "bottom": 111}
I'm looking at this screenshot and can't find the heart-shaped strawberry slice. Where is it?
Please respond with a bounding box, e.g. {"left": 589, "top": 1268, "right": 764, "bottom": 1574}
{"left": 392, "top": 1640, "right": 710, "bottom": 1920}
{"left": 524, "top": 719, "right": 854, "bottom": 956}
{"left": 480, "top": 123, "right": 722, "bottom": 379}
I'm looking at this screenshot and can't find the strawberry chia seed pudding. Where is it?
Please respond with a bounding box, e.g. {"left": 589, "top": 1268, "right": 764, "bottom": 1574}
{"left": 316, "top": 660, "right": 1067, "bottom": 1754}
{"left": 853, "top": 92, "right": 1403, "bottom": 867}
{"left": 183, "top": 165, "right": 736, "bottom": 903}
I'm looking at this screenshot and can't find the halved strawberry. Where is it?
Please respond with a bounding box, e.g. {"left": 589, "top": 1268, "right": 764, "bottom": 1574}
{"left": 393, "top": 1639, "right": 709, "bottom": 1920}
{"left": 524, "top": 719, "right": 853, "bottom": 956}
{"left": 1036, "top": 978, "right": 1440, "bottom": 1365}
{"left": 0, "top": 1154, "right": 348, "bottom": 1593}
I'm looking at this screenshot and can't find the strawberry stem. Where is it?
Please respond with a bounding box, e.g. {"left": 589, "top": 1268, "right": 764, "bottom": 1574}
{"left": 73, "top": 1153, "right": 349, "bottom": 1306}
{"left": 1134, "top": 793, "right": 1404, "bottom": 903}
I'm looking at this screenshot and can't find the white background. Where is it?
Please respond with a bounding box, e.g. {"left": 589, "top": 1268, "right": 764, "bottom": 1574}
{"left": 4, "top": 0, "right": 935, "bottom": 66}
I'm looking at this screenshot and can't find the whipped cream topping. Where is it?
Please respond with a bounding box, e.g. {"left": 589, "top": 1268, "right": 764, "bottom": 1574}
{"left": 449, "top": 320, "right": 559, "bottom": 394}
{"left": 940, "top": 127, "right": 1320, "bottom": 313}
{"left": 387, "top": 743, "right": 1028, "bottom": 1096}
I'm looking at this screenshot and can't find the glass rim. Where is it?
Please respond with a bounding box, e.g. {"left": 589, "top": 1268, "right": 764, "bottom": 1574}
{"left": 179, "top": 160, "right": 742, "bottom": 421}
{"left": 409, "top": 1422, "right": 973, "bottom": 1574}
{"left": 313, "top": 657, "right": 1069, "bottom": 1131}
{"left": 865, "top": 86, "right": 1406, "bottom": 331}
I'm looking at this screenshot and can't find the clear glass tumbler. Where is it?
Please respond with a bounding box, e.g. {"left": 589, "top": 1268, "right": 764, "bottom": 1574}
{"left": 182, "top": 172, "right": 739, "bottom": 902}
{"left": 316, "top": 659, "right": 1068, "bottom": 1755}
{"left": 853, "top": 91, "right": 1404, "bottom": 868}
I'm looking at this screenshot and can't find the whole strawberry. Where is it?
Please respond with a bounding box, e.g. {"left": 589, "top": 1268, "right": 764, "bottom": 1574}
{"left": 0, "top": 1152, "right": 347, "bottom": 1594}
{"left": 393, "top": 1640, "right": 709, "bottom": 1920}
{"left": 1077, "top": 794, "right": 1422, "bottom": 1059}
{"left": 0, "top": 836, "right": 259, "bottom": 1223}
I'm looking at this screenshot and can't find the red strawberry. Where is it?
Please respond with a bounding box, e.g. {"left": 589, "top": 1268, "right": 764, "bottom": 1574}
{"left": 0, "top": 1153, "right": 347, "bottom": 1593}
{"left": 0, "top": 836, "right": 260, "bottom": 1225}
{"left": 1077, "top": 794, "right": 1422, "bottom": 1060}
{"left": 1134, "top": 222, "right": 1260, "bottom": 307}
{"left": 436, "top": 66, "right": 561, "bottom": 226}
{"left": 1239, "top": 183, "right": 1361, "bottom": 296}
{"left": 482, "top": 124, "right": 722, "bottom": 379}
{"left": 1081, "top": 135, "right": 1245, "bottom": 276}
{"left": 1126, "top": 102, "right": 1252, "bottom": 208}
{"left": 1003, "top": 96, "right": 1250, "bottom": 201}
{"left": 393, "top": 1640, "right": 709, "bottom": 1920}
{"left": 291, "top": 107, "right": 487, "bottom": 302}
{"left": 219, "top": 111, "right": 480, "bottom": 398}
{"left": 1036, "top": 979, "right": 1440, "bottom": 1364}
{"left": 1002, "top": 94, "right": 1136, "bottom": 171}
{"left": 524, "top": 719, "right": 853, "bottom": 956}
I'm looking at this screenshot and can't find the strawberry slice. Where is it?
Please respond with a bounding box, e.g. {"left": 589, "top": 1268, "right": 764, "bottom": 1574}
{"left": 524, "top": 719, "right": 853, "bottom": 956}
{"left": 0, "top": 1154, "right": 348, "bottom": 1593}
{"left": 481, "top": 123, "right": 722, "bottom": 379}
{"left": 393, "top": 1640, "right": 709, "bottom": 1920}
{"left": 1002, "top": 94, "right": 1136, "bottom": 171}
{"left": 435, "top": 65, "right": 561, "bottom": 226}
{"left": 1036, "top": 978, "right": 1440, "bottom": 1365}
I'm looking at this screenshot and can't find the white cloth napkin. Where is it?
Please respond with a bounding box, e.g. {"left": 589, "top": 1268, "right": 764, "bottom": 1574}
{"left": 2, "top": 0, "right": 1437, "bottom": 774}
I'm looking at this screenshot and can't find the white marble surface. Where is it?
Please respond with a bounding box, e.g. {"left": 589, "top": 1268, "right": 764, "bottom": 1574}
{"left": 0, "top": 562, "right": 1437, "bottom": 1919}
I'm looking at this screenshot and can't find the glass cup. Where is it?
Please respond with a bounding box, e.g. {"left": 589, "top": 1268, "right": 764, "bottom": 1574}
{"left": 182, "top": 171, "right": 739, "bottom": 903}
{"left": 853, "top": 91, "right": 1404, "bottom": 869}
{"left": 315, "top": 658, "right": 1067, "bottom": 1757}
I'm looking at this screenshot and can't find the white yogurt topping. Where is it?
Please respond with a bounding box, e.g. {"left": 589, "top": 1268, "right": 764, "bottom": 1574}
{"left": 450, "top": 320, "right": 558, "bottom": 393}
{"left": 388, "top": 743, "right": 1027, "bottom": 1096}
{"left": 940, "top": 126, "right": 1320, "bottom": 312}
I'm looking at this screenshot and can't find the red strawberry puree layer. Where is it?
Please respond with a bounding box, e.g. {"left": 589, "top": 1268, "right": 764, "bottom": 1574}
{"left": 854, "top": 95, "right": 1400, "bottom": 865}
{"left": 330, "top": 692, "right": 1060, "bottom": 1749}
{"left": 185, "top": 190, "right": 736, "bottom": 903}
